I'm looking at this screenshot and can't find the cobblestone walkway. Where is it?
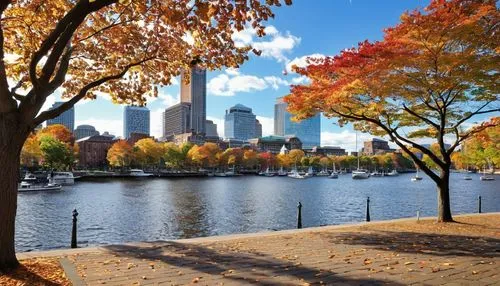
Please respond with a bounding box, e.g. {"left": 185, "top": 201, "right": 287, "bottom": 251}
{"left": 32, "top": 215, "right": 500, "bottom": 285}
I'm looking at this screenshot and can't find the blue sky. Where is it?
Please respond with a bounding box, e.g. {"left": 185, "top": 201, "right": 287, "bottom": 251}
{"left": 47, "top": 0, "right": 441, "bottom": 151}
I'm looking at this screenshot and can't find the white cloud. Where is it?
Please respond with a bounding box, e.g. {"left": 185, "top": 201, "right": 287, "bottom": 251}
{"left": 76, "top": 117, "right": 123, "bottom": 138}
{"left": 232, "top": 25, "right": 301, "bottom": 63}
{"left": 256, "top": 116, "right": 274, "bottom": 136}
{"left": 208, "top": 71, "right": 289, "bottom": 96}
{"left": 263, "top": 76, "right": 289, "bottom": 90}
{"left": 207, "top": 73, "right": 268, "bottom": 96}
{"left": 39, "top": 95, "right": 56, "bottom": 114}
{"left": 286, "top": 53, "right": 326, "bottom": 73}
{"left": 150, "top": 108, "right": 164, "bottom": 138}
{"left": 157, "top": 92, "right": 179, "bottom": 108}
{"left": 207, "top": 116, "right": 225, "bottom": 138}
{"left": 291, "top": 75, "right": 309, "bottom": 85}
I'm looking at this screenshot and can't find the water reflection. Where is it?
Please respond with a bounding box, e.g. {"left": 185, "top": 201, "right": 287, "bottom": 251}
{"left": 16, "top": 172, "right": 499, "bottom": 252}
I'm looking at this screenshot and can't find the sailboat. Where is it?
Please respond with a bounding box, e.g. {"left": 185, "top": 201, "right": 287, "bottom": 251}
{"left": 480, "top": 166, "right": 495, "bottom": 181}
{"left": 329, "top": 162, "right": 338, "bottom": 179}
{"left": 352, "top": 131, "right": 369, "bottom": 180}
{"left": 277, "top": 166, "right": 288, "bottom": 176}
{"left": 304, "top": 166, "right": 314, "bottom": 177}
{"left": 264, "top": 167, "right": 275, "bottom": 177}
{"left": 411, "top": 168, "right": 423, "bottom": 181}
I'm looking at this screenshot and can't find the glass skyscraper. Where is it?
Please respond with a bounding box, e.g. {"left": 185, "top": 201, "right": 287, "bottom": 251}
{"left": 46, "top": 101, "right": 75, "bottom": 131}
{"left": 181, "top": 66, "right": 206, "bottom": 135}
{"left": 225, "top": 104, "right": 259, "bottom": 140}
{"left": 123, "top": 106, "right": 150, "bottom": 139}
{"left": 274, "top": 97, "right": 321, "bottom": 149}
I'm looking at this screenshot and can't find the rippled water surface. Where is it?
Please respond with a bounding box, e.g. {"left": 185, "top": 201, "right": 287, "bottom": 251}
{"left": 16, "top": 173, "right": 499, "bottom": 252}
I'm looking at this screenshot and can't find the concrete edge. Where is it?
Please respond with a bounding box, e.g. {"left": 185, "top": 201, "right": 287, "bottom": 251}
{"left": 17, "top": 212, "right": 500, "bottom": 258}
{"left": 59, "top": 257, "right": 86, "bottom": 286}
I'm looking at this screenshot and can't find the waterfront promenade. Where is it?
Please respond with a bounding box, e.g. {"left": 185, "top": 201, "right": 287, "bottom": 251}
{"left": 14, "top": 213, "right": 500, "bottom": 285}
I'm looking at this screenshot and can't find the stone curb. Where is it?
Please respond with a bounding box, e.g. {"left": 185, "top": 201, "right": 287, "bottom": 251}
{"left": 59, "top": 257, "right": 86, "bottom": 286}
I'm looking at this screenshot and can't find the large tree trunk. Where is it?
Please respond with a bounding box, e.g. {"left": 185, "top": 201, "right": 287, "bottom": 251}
{"left": 437, "top": 168, "right": 453, "bottom": 222}
{"left": 0, "top": 113, "right": 29, "bottom": 270}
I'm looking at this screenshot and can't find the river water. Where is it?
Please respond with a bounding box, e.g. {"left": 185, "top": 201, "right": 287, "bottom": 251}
{"left": 16, "top": 172, "right": 499, "bottom": 252}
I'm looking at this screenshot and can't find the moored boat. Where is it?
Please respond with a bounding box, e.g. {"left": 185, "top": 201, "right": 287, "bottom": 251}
{"left": 387, "top": 170, "right": 399, "bottom": 176}
{"left": 48, "top": 171, "right": 75, "bottom": 185}
{"left": 18, "top": 181, "right": 62, "bottom": 192}
{"left": 129, "top": 169, "right": 153, "bottom": 177}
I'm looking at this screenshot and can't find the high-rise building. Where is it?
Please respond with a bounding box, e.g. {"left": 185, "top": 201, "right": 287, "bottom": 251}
{"left": 162, "top": 103, "right": 191, "bottom": 138}
{"left": 123, "top": 106, "right": 150, "bottom": 139}
{"left": 180, "top": 66, "right": 206, "bottom": 135}
{"left": 255, "top": 119, "right": 262, "bottom": 138}
{"left": 274, "top": 97, "right": 321, "bottom": 149}
{"left": 362, "top": 138, "right": 396, "bottom": 155}
{"left": 205, "top": 120, "right": 219, "bottom": 138}
{"left": 74, "top": 125, "right": 99, "bottom": 140}
{"left": 46, "top": 102, "right": 75, "bottom": 132}
{"left": 224, "top": 104, "right": 259, "bottom": 140}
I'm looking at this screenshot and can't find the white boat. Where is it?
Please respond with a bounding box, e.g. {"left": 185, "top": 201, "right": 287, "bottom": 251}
{"left": 304, "top": 166, "right": 314, "bottom": 178}
{"left": 370, "top": 170, "right": 383, "bottom": 177}
{"left": 264, "top": 167, "right": 275, "bottom": 177}
{"left": 23, "top": 172, "right": 38, "bottom": 182}
{"left": 214, "top": 172, "right": 227, "bottom": 177}
{"left": 48, "top": 171, "right": 75, "bottom": 185}
{"left": 18, "top": 181, "right": 62, "bottom": 192}
{"left": 352, "top": 169, "right": 370, "bottom": 179}
{"left": 352, "top": 131, "right": 369, "bottom": 180}
{"left": 329, "top": 163, "right": 338, "bottom": 179}
{"left": 463, "top": 175, "right": 472, "bottom": 180}
{"left": 411, "top": 168, "right": 423, "bottom": 181}
{"left": 277, "top": 167, "right": 288, "bottom": 176}
{"left": 288, "top": 168, "right": 305, "bottom": 179}
{"left": 480, "top": 167, "right": 495, "bottom": 181}
{"left": 387, "top": 170, "right": 399, "bottom": 176}
{"left": 129, "top": 169, "right": 153, "bottom": 177}
{"left": 317, "top": 170, "right": 329, "bottom": 177}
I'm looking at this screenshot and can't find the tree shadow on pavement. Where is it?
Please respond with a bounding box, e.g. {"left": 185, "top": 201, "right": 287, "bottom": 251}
{"left": 321, "top": 231, "right": 500, "bottom": 258}
{"left": 103, "top": 241, "right": 403, "bottom": 285}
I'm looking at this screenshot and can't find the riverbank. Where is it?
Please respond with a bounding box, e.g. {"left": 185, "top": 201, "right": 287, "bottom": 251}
{"left": 7, "top": 213, "right": 500, "bottom": 285}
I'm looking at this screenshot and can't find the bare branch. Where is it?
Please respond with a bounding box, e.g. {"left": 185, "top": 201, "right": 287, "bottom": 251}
{"left": 451, "top": 101, "right": 498, "bottom": 129}
{"left": 33, "top": 56, "right": 154, "bottom": 125}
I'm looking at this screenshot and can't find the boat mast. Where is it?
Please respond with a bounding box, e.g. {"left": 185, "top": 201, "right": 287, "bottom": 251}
{"left": 356, "top": 131, "right": 360, "bottom": 170}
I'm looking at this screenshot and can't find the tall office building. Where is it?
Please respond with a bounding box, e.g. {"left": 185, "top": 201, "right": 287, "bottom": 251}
{"left": 180, "top": 66, "right": 206, "bottom": 135}
{"left": 205, "top": 120, "right": 219, "bottom": 138}
{"left": 162, "top": 103, "right": 191, "bottom": 138}
{"left": 255, "top": 119, "right": 262, "bottom": 138}
{"left": 274, "top": 97, "right": 321, "bottom": 149}
{"left": 74, "top": 124, "right": 99, "bottom": 140}
{"left": 224, "top": 104, "right": 259, "bottom": 140}
{"left": 123, "top": 106, "right": 150, "bottom": 139}
{"left": 46, "top": 102, "right": 75, "bottom": 132}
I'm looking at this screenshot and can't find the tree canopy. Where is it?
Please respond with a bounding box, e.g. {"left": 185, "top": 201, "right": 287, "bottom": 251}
{"left": 286, "top": 0, "right": 499, "bottom": 222}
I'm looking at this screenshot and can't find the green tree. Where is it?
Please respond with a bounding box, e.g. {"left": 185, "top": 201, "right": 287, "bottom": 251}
{"left": 39, "top": 135, "right": 74, "bottom": 170}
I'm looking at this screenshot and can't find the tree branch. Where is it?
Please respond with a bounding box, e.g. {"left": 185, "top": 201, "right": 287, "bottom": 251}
{"left": 33, "top": 56, "right": 154, "bottom": 126}
{"left": 402, "top": 103, "right": 439, "bottom": 128}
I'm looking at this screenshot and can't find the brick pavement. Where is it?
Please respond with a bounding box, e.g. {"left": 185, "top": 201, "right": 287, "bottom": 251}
{"left": 20, "top": 214, "right": 500, "bottom": 285}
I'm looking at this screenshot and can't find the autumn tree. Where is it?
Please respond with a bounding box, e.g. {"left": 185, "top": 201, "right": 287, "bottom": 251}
{"left": 163, "top": 142, "right": 184, "bottom": 170}
{"left": 288, "top": 149, "right": 305, "bottom": 166}
{"left": 243, "top": 149, "right": 259, "bottom": 169}
{"left": 20, "top": 135, "right": 42, "bottom": 167}
{"left": 0, "top": 0, "right": 291, "bottom": 268}
{"left": 287, "top": 0, "right": 499, "bottom": 222}
{"left": 134, "top": 138, "right": 163, "bottom": 169}
{"left": 459, "top": 117, "right": 500, "bottom": 170}
{"left": 107, "top": 140, "right": 133, "bottom": 169}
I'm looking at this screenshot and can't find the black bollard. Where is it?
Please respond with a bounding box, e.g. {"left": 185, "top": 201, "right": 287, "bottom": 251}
{"left": 478, "top": 196, "right": 482, "bottom": 214}
{"left": 366, "top": 197, "right": 371, "bottom": 222}
{"left": 297, "top": 202, "right": 302, "bottom": 229}
{"left": 71, "top": 209, "right": 78, "bottom": 248}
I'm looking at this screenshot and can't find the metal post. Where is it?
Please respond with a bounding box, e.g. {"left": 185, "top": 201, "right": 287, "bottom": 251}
{"left": 366, "top": 197, "right": 371, "bottom": 222}
{"left": 297, "top": 202, "right": 302, "bottom": 229}
{"left": 71, "top": 209, "right": 78, "bottom": 248}
{"left": 478, "top": 196, "right": 482, "bottom": 214}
